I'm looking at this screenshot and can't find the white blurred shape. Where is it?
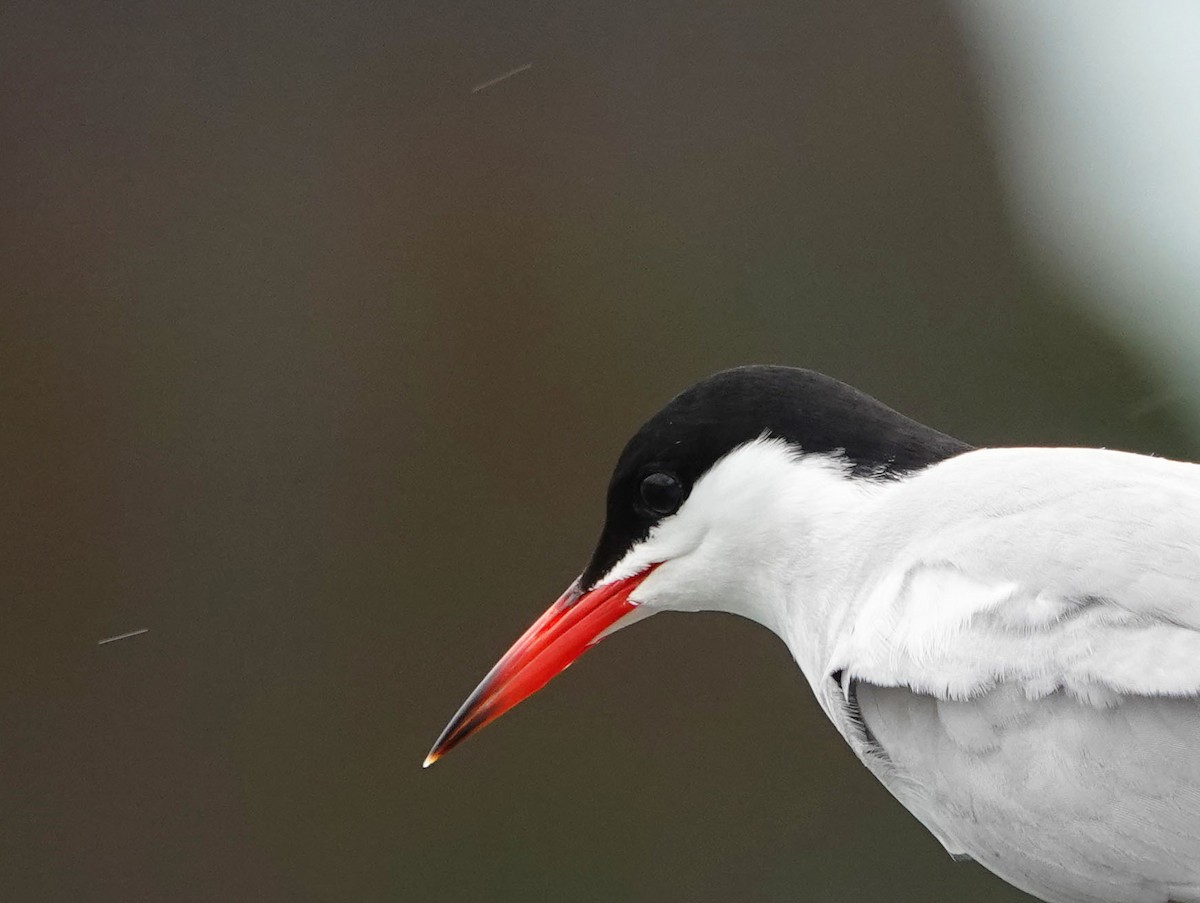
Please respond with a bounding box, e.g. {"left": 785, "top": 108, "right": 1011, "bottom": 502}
{"left": 957, "top": 1, "right": 1200, "bottom": 423}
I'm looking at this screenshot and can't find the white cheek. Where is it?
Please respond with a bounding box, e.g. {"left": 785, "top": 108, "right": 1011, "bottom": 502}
{"left": 592, "top": 513, "right": 705, "bottom": 590}
{"left": 594, "top": 438, "right": 815, "bottom": 600}
{"left": 635, "top": 560, "right": 712, "bottom": 612}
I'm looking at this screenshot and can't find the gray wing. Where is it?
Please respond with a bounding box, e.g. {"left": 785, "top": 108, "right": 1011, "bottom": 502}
{"left": 827, "top": 448, "right": 1200, "bottom": 903}
{"left": 831, "top": 447, "right": 1200, "bottom": 702}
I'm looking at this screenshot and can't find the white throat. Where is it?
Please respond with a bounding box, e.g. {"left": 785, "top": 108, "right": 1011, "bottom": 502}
{"left": 601, "top": 438, "right": 890, "bottom": 688}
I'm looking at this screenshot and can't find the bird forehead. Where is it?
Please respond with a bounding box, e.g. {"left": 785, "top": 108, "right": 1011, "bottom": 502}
{"left": 612, "top": 365, "right": 970, "bottom": 487}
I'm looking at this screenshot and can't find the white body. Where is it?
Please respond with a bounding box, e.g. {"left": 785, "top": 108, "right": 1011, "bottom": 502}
{"left": 617, "top": 441, "right": 1200, "bottom": 903}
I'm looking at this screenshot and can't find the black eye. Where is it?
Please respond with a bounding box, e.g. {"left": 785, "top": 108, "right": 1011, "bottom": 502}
{"left": 638, "top": 472, "right": 683, "bottom": 516}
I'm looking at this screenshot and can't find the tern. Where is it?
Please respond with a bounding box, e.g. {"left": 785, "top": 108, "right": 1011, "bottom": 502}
{"left": 425, "top": 365, "right": 1200, "bottom": 903}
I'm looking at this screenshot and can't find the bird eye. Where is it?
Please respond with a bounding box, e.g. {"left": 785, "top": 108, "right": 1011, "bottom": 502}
{"left": 639, "top": 472, "right": 683, "bottom": 516}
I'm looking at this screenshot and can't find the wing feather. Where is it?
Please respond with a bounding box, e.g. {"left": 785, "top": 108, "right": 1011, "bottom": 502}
{"left": 830, "top": 447, "right": 1200, "bottom": 702}
{"left": 824, "top": 447, "right": 1200, "bottom": 901}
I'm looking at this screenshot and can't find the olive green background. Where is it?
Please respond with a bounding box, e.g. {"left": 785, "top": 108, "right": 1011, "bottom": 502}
{"left": 1, "top": 2, "right": 1193, "bottom": 901}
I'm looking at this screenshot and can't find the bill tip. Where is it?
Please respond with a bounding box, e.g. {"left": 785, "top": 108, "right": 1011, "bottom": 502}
{"left": 422, "top": 752, "right": 439, "bottom": 769}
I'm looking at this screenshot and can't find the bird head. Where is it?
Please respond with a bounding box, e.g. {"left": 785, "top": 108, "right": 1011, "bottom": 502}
{"left": 424, "top": 365, "right": 968, "bottom": 766}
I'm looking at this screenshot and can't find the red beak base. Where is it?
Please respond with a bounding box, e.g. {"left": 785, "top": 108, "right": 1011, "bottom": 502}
{"left": 423, "top": 568, "right": 654, "bottom": 767}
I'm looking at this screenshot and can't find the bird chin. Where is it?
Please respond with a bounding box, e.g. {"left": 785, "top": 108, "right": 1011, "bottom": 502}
{"left": 591, "top": 602, "right": 657, "bottom": 644}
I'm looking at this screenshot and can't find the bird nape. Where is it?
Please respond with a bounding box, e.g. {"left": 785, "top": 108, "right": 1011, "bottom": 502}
{"left": 426, "top": 364, "right": 1200, "bottom": 903}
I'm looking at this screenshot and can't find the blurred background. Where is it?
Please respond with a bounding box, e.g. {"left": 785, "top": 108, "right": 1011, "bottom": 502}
{"left": 3, "top": 1, "right": 1199, "bottom": 901}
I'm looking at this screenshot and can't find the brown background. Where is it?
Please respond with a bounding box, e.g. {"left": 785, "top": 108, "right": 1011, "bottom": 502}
{"left": 1, "top": 1, "right": 1192, "bottom": 901}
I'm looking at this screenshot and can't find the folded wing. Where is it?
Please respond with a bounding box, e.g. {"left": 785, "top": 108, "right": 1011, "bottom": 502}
{"left": 832, "top": 447, "right": 1200, "bottom": 702}
{"left": 827, "top": 447, "right": 1200, "bottom": 902}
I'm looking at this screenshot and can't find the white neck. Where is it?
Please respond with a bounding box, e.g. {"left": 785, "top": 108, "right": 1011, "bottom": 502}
{"left": 742, "top": 449, "right": 891, "bottom": 690}
{"left": 615, "top": 439, "right": 893, "bottom": 692}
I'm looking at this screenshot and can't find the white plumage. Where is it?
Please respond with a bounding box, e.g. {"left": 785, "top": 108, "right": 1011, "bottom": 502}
{"left": 426, "top": 367, "right": 1200, "bottom": 903}
{"left": 621, "top": 441, "right": 1200, "bottom": 903}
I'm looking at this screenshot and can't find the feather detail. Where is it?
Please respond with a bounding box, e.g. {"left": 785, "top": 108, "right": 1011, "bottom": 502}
{"left": 814, "top": 447, "right": 1200, "bottom": 903}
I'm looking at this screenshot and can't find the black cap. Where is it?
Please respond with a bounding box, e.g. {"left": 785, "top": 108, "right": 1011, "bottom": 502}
{"left": 579, "top": 366, "right": 971, "bottom": 590}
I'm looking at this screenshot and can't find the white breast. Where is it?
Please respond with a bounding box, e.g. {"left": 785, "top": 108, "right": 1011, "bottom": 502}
{"left": 855, "top": 683, "right": 1200, "bottom": 903}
